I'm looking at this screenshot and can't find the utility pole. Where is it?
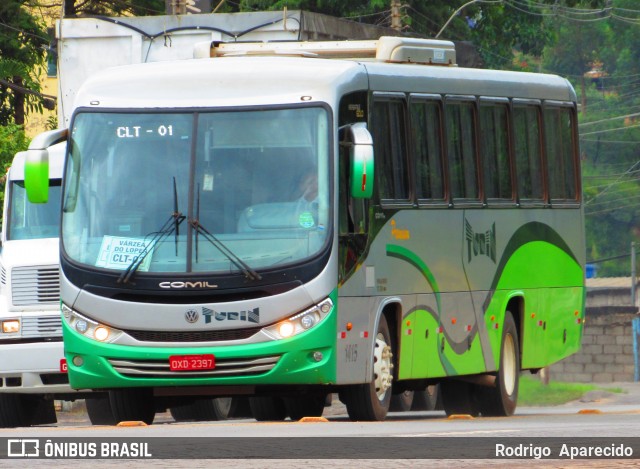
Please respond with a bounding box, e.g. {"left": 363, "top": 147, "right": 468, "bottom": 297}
{"left": 166, "top": 0, "right": 187, "bottom": 15}
{"left": 391, "top": 0, "right": 402, "bottom": 31}
{"left": 632, "top": 242, "right": 637, "bottom": 307}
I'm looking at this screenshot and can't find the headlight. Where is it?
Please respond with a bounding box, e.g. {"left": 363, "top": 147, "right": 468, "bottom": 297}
{"left": 263, "top": 298, "right": 333, "bottom": 340}
{"left": 1, "top": 320, "right": 19, "bottom": 334}
{"left": 62, "top": 304, "right": 122, "bottom": 343}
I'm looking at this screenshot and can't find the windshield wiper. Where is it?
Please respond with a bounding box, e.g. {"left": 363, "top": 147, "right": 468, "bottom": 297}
{"left": 117, "top": 212, "right": 186, "bottom": 284}
{"left": 192, "top": 185, "right": 261, "bottom": 281}
{"left": 190, "top": 219, "right": 262, "bottom": 281}
{"left": 118, "top": 179, "right": 186, "bottom": 284}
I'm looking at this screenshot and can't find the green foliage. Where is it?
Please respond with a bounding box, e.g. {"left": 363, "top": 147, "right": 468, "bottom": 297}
{"left": 53, "top": 0, "right": 166, "bottom": 16}
{"left": 0, "top": 1, "right": 49, "bottom": 125}
{"left": 0, "top": 124, "right": 29, "bottom": 173}
{"left": 0, "top": 124, "right": 29, "bottom": 208}
{"left": 518, "top": 375, "right": 623, "bottom": 407}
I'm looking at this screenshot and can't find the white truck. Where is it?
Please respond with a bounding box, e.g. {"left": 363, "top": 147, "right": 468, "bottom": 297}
{"left": 0, "top": 141, "right": 99, "bottom": 426}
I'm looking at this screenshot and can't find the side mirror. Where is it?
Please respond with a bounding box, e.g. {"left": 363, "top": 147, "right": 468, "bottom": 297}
{"left": 25, "top": 149, "right": 49, "bottom": 203}
{"left": 348, "top": 123, "right": 374, "bottom": 199}
{"left": 24, "top": 128, "right": 67, "bottom": 204}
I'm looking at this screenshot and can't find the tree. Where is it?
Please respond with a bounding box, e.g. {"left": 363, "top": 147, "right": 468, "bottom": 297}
{"left": 0, "top": 1, "right": 49, "bottom": 125}
{"left": 60, "top": 0, "right": 165, "bottom": 16}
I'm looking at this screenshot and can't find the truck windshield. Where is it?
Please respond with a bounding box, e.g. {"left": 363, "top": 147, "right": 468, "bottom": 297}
{"left": 61, "top": 107, "right": 331, "bottom": 276}
{"left": 8, "top": 180, "right": 61, "bottom": 240}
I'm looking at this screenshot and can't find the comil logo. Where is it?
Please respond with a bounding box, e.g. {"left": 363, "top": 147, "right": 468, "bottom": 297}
{"left": 8, "top": 439, "right": 39, "bottom": 457}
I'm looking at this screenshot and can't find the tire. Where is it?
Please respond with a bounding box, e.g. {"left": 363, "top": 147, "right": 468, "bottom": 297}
{"left": 228, "top": 397, "right": 253, "bottom": 418}
{"left": 477, "top": 311, "right": 520, "bottom": 417}
{"left": 249, "top": 396, "right": 287, "bottom": 421}
{"left": 212, "top": 397, "right": 235, "bottom": 419}
{"left": 86, "top": 395, "right": 116, "bottom": 425}
{"left": 170, "top": 398, "right": 231, "bottom": 422}
{"left": 283, "top": 393, "right": 326, "bottom": 421}
{"left": 411, "top": 384, "right": 440, "bottom": 411}
{"left": 390, "top": 390, "right": 414, "bottom": 412}
{"left": 440, "top": 380, "right": 480, "bottom": 417}
{"left": 108, "top": 388, "right": 155, "bottom": 425}
{"left": 0, "top": 394, "right": 32, "bottom": 428}
{"left": 0, "top": 394, "right": 56, "bottom": 428}
{"left": 341, "top": 314, "right": 394, "bottom": 421}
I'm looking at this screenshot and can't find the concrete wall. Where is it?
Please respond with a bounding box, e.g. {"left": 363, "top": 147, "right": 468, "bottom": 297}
{"left": 548, "top": 305, "right": 638, "bottom": 383}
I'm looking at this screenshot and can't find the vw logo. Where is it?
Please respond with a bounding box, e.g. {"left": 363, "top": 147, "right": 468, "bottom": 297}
{"left": 184, "top": 309, "right": 199, "bottom": 323}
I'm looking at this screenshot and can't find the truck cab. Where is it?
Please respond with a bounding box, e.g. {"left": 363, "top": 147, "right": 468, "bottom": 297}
{"left": 0, "top": 142, "right": 92, "bottom": 427}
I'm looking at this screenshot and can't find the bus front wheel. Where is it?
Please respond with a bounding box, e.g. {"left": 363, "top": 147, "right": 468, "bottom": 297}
{"left": 340, "top": 314, "right": 393, "bottom": 421}
{"left": 108, "top": 388, "right": 155, "bottom": 425}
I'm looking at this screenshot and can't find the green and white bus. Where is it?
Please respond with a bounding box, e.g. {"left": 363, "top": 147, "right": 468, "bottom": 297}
{"left": 26, "top": 37, "right": 584, "bottom": 423}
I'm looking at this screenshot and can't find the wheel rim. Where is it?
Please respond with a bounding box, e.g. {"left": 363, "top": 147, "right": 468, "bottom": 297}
{"left": 373, "top": 332, "right": 393, "bottom": 401}
{"left": 503, "top": 333, "right": 517, "bottom": 396}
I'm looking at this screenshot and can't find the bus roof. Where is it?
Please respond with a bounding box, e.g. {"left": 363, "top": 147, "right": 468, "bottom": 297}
{"left": 74, "top": 55, "right": 576, "bottom": 112}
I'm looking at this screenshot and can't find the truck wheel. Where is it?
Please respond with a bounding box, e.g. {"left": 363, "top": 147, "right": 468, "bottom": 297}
{"left": 341, "top": 314, "right": 393, "bottom": 421}
{"left": 283, "top": 393, "right": 326, "bottom": 421}
{"left": 249, "top": 396, "right": 287, "bottom": 421}
{"left": 390, "top": 390, "right": 414, "bottom": 412}
{"left": 0, "top": 394, "right": 31, "bottom": 427}
{"left": 411, "top": 384, "right": 440, "bottom": 411}
{"left": 108, "top": 388, "right": 155, "bottom": 425}
{"left": 86, "top": 395, "right": 116, "bottom": 425}
{"left": 440, "top": 380, "right": 480, "bottom": 417}
{"left": 477, "top": 311, "right": 520, "bottom": 416}
{"left": 0, "top": 394, "right": 55, "bottom": 427}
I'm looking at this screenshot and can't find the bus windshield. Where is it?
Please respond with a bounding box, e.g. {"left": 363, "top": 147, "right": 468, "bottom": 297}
{"left": 62, "top": 107, "right": 331, "bottom": 276}
{"left": 8, "top": 180, "right": 62, "bottom": 240}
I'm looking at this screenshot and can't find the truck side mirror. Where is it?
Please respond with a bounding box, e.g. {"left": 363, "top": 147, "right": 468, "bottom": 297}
{"left": 24, "top": 128, "right": 67, "bottom": 204}
{"left": 347, "top": 123, "right": 374, "bottom": 199}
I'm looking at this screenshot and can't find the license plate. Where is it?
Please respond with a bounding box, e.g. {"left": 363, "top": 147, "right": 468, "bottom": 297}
{"left": 169, "top": 354, "right": 215, "bottom": 371}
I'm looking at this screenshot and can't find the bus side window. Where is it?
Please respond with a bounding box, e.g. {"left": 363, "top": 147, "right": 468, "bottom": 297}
{"left": 445, "top": 99, "right": 479, "bottom": 201}
{"left": 545, "top": 106, "right": 578, "bottom": 203}
{"left": 513, "top": 103, "right": 544, "bottom": 202}
{"left": 410, "top": 98, "right": 445, "bottom": 201}
{"left": 372, "top": 98, "right": 410, "bottom": 202}
{"left": 479, "top": 100, "right": 513, "bottom": 202}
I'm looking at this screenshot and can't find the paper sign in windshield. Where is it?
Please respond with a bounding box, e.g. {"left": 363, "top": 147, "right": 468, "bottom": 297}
{"left": 96, "top": 236, "right": 154, "bottom": 271}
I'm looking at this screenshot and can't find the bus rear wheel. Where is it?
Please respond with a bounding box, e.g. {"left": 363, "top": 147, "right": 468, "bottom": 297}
{"left": 440, "top": 380, "right": 480, "bottom": 417}
{"left": 477, "top": 311, "right": 520, "bottom": 416}
{"left": 108, "top": 388, "right": 155, "bottom": 425}
{"left": 341, "top": 314, "right": 393, "bottom": 421}
{"left": 411, "top": 384, "right": 440, "bottom": 411}
{"left": 390, "top": 390, "right": 414, "bottom": 412}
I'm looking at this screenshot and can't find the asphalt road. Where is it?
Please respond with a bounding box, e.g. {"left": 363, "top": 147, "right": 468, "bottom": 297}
{"left": 1, "top": 382, "right": 639, "bottom": 468}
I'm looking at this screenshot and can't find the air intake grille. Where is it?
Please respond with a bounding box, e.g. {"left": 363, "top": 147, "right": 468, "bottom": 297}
{"left": 21, "top": 315, "right": 62, "bottom": 339}
{"left": 108, "top": 355, "right": 280, "bottom": 379}
{"left": 12, "top": 265, "right": 60, "bottom": 306}
{"left": 125, "top": 326, "right": 262, "bottom": 342}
